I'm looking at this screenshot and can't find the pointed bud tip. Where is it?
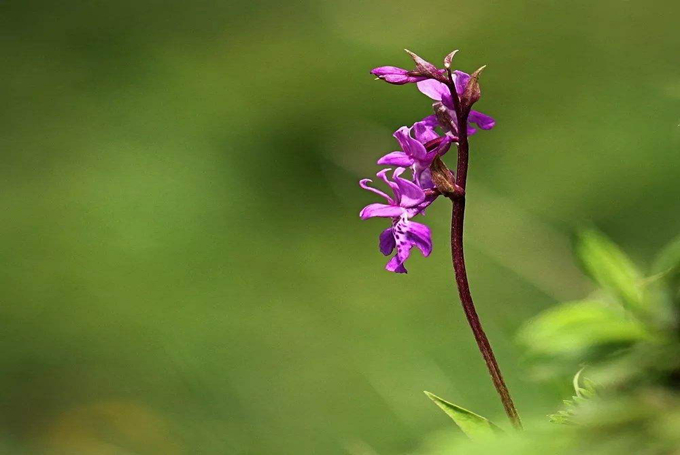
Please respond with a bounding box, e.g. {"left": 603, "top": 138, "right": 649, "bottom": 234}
{"left": 403, "top": 49, "right": 420, "bottom": 63}
{"left": 402, "top": 49, "right": 441, "bottom": 80}
{"left": 472, "top": 65, "right": 487, "bottom": 77}
{"left": 443, "top": 50, "right": 459, "bottom": 68}
{"left": 460, "top": 66, "right": 485, "bottom": 109}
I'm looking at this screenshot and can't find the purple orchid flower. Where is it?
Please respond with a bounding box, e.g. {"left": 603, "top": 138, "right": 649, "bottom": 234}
{"left": 363, "top": 50, "right": 495, "bottom": 274}
{"left": 377, "top": 120, "right": 452, "bottom": 189}
{"left": 359, "top": 168, "right": 434, "bottom": 273}
{"left": 416, "top": 74, "right": 495, "bottom": 135}
{"left": 379, "top": 216, "right": 432, "bottom": 273}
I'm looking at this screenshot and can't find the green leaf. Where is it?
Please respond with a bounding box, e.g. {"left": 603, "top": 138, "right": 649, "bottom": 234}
{"left": 517, "top": 300, "right": 651, "bottom": 359}
{"left": 652, "top": 235, "right": 680, "bottom": 276}
{"left": 424, "top": 391, "right": 501, "bottom": 440}
{"left": 652, "top": 235, "right": 680, "bottom": 301}
{"left": 575, "top": 230, "right": 644, "bottom": 313}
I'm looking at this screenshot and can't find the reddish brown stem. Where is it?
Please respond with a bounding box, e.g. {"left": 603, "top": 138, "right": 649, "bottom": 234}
{"left": 446, "top": 70, "right": 522, "bottom": 430}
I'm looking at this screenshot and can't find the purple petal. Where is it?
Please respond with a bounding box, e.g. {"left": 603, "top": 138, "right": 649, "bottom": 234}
{"left": 406, "top": 221, "right": 432, "bottom": 256}
{"left": 376, "top": 168, "right": 399, "bottom": 199}
{"left": 469, "top": 110, "right": 495, "bottom": 130}
{"left": 441, "top": 92, "right": 455, "bottom": 110}
{"left": 412, "top": 120, "right": 439, "bottom": 144}
{"left": 385, "top": 217, "right": 414, "bottom": 273}
{"left": 386, "top": 255, "right": 408, "bottom": 273}
{"left": 379, "top": 228, "right": 395, "bottom": 255}
{"left": 360, "top": 203, "right": 404, "bottom": 220}
{"left": 415, "top": 192, "right": 438, "bottom": 213}
{"left": 377, "top": 151, "right": 414, "bottom": 167}
{"left": 416, "top": 79, "right": 449, "bottom": 101}
{"left": 420, "top": 115, "right": 439, "bottom": 127}
{"left": 392, "top": 168, "right": 425, "bottom": 207}
{"left": 393, "top": 127, "right": 427, "bottom": 161}
{"left": 415, "top": 168, "right": 434, "bottom": 190}
{"left": 418, "top": 78, "right": 458, "bottom": 109}
{"left": 405, "top": 192, "right": 437, "bottom": 217}
{"left": 359, "top": 179, "right": 392, "bottom": 203}
{"left": 453, "top": 70, "right": 470, "bottom": 95}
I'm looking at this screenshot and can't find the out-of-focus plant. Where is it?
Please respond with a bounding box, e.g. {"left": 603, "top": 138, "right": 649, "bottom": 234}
{"left": 412, "top": 230, "right": 680, "bottom": 454}
{"left": 547, "top": 369, "right": 599, "bottom": 425}
{"left": 361, "top": 49, "right": 680, "bottom": 452}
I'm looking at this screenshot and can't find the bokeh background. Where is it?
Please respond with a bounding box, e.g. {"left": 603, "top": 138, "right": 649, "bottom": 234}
{"left": 2, "top": 0, "right": 679, "bottom": 453}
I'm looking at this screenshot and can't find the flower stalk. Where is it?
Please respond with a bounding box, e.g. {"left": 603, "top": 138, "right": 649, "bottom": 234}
{"left": 362, "top": 49, "right": 521, "bottom": 429}
{"left": 443, "top": 69, "right": 523, "bottom": 430}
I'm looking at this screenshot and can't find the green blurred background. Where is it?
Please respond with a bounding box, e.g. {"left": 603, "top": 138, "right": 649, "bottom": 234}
{"left": 1, "top": 0, "right": 679, "bottom": 453}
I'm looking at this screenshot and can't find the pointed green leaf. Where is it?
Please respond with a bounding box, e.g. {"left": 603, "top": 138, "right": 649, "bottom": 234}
{"left": 575, "top": 230, "right": 644, "bottom": 313}
{"left": 424, "top": 391, "right": 500, "bottom": 440}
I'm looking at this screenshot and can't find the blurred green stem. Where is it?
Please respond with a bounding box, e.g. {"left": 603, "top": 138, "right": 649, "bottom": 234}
{"left": 446, "top": 69, "right": 522, "bottom": 430}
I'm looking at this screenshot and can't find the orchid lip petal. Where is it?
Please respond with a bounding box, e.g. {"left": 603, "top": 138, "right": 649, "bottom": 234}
{"left": 406, "top": 221, "right": 433, "bottom": 257}
{"left": 379, "top": 228, "right": 395, "bottom": 255}
{"left": 385, "top": 217, "right": 414, "bottom": 273}
{"left": 386, "top": 255, "right": 408, "bottom": 273}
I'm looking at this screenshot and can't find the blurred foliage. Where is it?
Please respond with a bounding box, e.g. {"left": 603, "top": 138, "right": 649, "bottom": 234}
{"left": 1, "top": 0, "right": 680, "bottom": 454}
{"left": 547, "top": 370, "right": 598, "bottom": 425}
{"left": 415, "top": 231, "right": 680, "bottom": 454}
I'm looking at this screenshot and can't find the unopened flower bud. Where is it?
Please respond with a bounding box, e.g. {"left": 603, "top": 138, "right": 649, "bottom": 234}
{"left": 404, "top": 49, "right": 446, "bottom": 82}
{"left": 371, "top": 66, "right": 427, "bottom": 85}
{"left": 460, "top": 65, "right": 485, "bottom": 111}
{"left": 429, "top": 156, "right": 457, "bottom": 197}
{"left": 433, "top": 102, "right": 458, "bottom": 135}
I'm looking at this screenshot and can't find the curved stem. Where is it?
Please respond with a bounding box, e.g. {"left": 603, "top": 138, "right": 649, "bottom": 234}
{"left": 450, "top": 198, "right": 522, "bottom": 429}
{"left": 445, "top": 70, "right": 522, "bottom": 429}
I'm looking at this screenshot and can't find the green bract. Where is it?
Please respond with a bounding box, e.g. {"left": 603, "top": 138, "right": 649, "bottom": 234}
{"left": 424, "top": 392, "right": 501, "bottom": 441}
